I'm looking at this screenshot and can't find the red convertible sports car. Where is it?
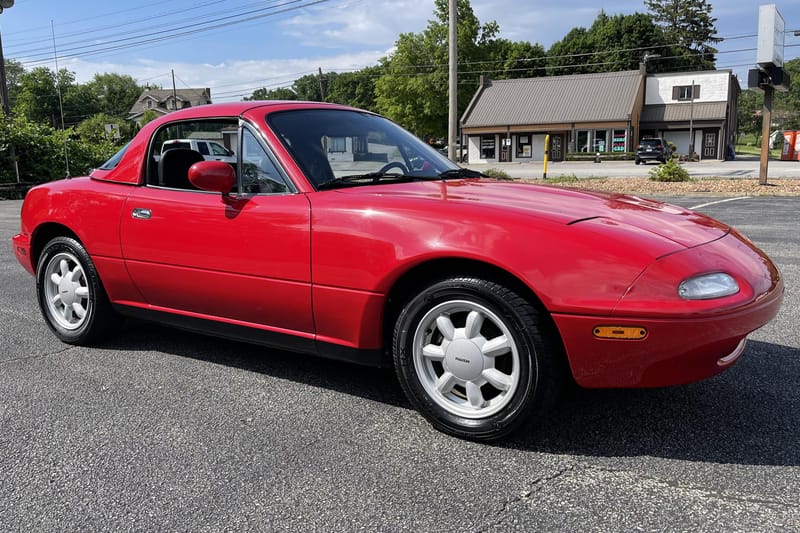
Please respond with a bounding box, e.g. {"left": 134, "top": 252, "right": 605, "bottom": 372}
{"left": 12, "top": 102, "right": 783, "bottom": 440}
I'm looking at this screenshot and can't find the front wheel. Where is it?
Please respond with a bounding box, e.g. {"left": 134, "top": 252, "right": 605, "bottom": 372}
{"left": 37, "top": 236, "right": 119, "bottom": 345}
{"left": 392, "top": 277, "right": 563, "bottom": 441}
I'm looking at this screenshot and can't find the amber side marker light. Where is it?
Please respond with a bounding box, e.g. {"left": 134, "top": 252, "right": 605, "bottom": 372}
{"left": 593, "top": 326, "right": 648, "bottom": 340}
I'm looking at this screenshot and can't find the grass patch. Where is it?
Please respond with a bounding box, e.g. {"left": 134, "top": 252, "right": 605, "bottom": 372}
{"left": 735, "top": 143, "right": 780, "bottom": 159}
{"left": 482, "top": 168, "right": 513, "bottom": 180}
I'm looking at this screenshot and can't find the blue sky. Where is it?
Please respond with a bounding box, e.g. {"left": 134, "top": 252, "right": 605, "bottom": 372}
{"left": 1, "top": 0, "right": 799, "bottom": 101}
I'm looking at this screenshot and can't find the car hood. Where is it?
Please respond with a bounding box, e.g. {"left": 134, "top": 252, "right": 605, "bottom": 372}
{"left": 335, "top": 179, "right": 729, "bottom": 248}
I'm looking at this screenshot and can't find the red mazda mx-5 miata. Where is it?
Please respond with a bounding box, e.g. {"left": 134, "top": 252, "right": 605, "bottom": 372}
{"left": 12, "top": 102, "right": 783, "bottom": 440}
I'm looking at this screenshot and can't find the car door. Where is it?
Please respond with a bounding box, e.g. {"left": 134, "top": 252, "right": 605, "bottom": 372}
{"left": 120, "top": 123, "right": 313, "bottom": 338}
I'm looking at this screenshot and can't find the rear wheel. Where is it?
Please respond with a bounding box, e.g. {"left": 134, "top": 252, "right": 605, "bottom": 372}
{"left": 37, "top": 236, "right": 119, "bottom": 344}
{"left": 393, "top": 277, "right": 563, "bottom": 441}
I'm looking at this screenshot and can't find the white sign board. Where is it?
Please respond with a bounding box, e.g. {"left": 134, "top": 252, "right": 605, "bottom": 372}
{"left": 757, "top": 4, "right": 785, "bottom": 67}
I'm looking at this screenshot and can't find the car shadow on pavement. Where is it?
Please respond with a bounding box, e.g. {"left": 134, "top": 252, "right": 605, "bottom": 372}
{"left": 514, "top": 339, "right": 800, "bottom": 467}
{"left": 103, "top": 322, "right": 799, "bottom": 467}
{"left": 103, "top": 320, "right": 409, "bottom": 408}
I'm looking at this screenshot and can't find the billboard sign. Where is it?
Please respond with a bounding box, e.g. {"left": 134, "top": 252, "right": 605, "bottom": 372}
{"left": 757, "top": 4, "right": 785, "bottom": 68}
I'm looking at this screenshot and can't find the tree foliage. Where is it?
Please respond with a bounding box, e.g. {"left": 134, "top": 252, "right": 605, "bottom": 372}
{"left": 644, "top": 0, "right": 721, "bottom": 70}
{"left": 374, "top": 0, "right": 504, "bottom": 138}
{"left": 0, "top": 117, "right": 122, "bottom": 183}
{"left": 547, "top": 11, "right": 668, "bottom": 75}
{"left": 86, "top": 73, "right": 142, "bottom": 118}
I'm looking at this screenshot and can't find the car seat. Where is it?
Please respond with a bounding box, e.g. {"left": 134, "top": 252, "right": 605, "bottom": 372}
{"left": 158, "top": 148, "right": 205, "bottom": 189}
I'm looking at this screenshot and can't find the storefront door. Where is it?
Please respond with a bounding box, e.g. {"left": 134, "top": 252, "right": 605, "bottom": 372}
{"left": 702, "top": 131, "right": 718, "bottom": 159}
{"left": 549, "top": 135, "right": 564, "bottom": 162}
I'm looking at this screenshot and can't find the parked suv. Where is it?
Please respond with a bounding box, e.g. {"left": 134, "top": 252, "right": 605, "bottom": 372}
{"left": 635, "top": 138, "right": 671, "bottom": 164}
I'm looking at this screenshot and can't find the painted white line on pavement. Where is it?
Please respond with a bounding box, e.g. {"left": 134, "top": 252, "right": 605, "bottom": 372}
{"left": 690, "top": 196, "right": 751, "bottom": 210}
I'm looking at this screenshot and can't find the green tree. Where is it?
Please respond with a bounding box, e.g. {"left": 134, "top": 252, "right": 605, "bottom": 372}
{"left": 737, "top": 89, "right": 762, "bottom": 142}
{"left": 13, "top": 67, "right": 61, "bottom": 125}
{"left": 325, "top": 67, "right": 380, "bottom": 110}
{"left": 547, "top": 11, "right": 669, "bottom": 75}
{"left": 139, "top": 109, "right": 160, "bottom": 126}
{"left": 644, "top": 0, "right": 721, "bottom": 70}
{"left": 292, "top": 73, "right": 325, "bottom": 101}
{"left": 86, "top": 73, "right": 142, "bottom": 118}
{"left": 245, "top": 86, "right": 298, "bottom": 101}
{"left": 484, "top": 40, "right": 547, "bottom": 80}
{"left": 75, "top": 113, "right": 127, "bottom": 144}
{"left": 375, "top": 0, "right": 500, "bottom": 138}
{"left": 2, "top": 58, "right": 25, "bottom": 110}
{"left": 773, "top": 58, "right": 800, "bottom": 130}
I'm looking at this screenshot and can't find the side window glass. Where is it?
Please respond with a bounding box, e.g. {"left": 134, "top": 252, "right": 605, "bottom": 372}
{"left": 147, "top": 118, "right": 237, "bottom": 190}
{"left": 240, "top": 129, "right": 291, "bottom": 194}
{"left": 211, "top": 142, "right": 230, "bottom": 156}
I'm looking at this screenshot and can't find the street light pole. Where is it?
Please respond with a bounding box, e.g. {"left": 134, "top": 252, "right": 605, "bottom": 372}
{"left": 0, "top": 0, "right": 20, "bottom": 183}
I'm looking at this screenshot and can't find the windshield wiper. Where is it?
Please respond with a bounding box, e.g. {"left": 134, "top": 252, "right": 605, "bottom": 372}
{"left": 437, "top": 168, "right": 485, "bottom": 179}
{"left": 317, "top": 172, "right": 414, "bottom": 190}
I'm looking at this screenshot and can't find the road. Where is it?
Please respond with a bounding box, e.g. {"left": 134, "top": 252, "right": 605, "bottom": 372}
{"left": 466, "top": 157, "right": 800, "bottom": 180}
{"left": 0, "top": 195, "right": 798, "bottom": 531}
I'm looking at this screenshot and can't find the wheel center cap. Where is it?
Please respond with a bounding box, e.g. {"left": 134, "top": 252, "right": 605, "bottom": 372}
{"left": 444, "top": 339, "right": 484, "bottom": 381}
{"left": 59, "top": 278, "right": 76, "bottom": 306}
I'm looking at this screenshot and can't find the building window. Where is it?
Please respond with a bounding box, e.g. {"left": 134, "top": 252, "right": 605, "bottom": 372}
{"left": 673, "top": 85, "right": 700, "bottom": 101}
{"left": 612, "top": 130, "right": 627, "bottom": 152}
{"left": 147, "top": 100, "right": 152, "bottom": 109}
{"left": 328, "top": 136, "right": 347, "bottom": 153}
{"left": 593, "top": 130, "right": 608, "bottom": 152}
{"left": 515, "top": 134, "right": 532, "bottom": 158}
{"left": 480, "top": 135, "right": 496, "bottom": 159}
{"left": 576, "top": 130, "right": 590, "bottom": 152}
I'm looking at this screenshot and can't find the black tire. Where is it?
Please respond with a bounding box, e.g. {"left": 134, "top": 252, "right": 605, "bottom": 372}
{"left": 392, "top": 277, "right": 564, "bottom": 441}
{"left": 36, "top": 236, "right": 119, "bottom": 345}
{"left": 634, "top": 158, "right": 641, "bottom": 165}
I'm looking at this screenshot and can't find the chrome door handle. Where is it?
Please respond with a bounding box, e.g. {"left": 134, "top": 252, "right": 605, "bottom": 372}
{"left": 131, "top": 208, "right": 151, "bottom": 220}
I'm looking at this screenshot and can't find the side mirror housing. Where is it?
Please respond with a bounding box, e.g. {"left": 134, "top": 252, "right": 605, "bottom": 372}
{"left": 188, "top": 161, "right": 235, "bottom": 194}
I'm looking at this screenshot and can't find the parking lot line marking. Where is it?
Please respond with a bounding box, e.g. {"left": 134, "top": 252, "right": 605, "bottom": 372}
{"left": 690, "top": 197, "right": 751, "bottom": 210}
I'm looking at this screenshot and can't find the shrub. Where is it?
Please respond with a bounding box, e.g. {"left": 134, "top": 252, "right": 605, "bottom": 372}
{"left": 648, "top": 159, "right": 690, "bottom": 182}
{"left": 482, "top": 168, "right": 513, "bottom": 180}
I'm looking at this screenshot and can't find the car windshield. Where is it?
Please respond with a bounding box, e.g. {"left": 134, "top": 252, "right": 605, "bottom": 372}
{"left": 267, "top": 109, "right": 460, "bottom": 189}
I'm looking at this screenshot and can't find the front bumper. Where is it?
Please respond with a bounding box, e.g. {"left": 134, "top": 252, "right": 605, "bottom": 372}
{"left": 551, "top": 231, "right": 784, "bottom": 388}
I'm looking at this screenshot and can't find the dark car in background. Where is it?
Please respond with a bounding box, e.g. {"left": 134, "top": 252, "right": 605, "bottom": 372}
{"left": 635, "top": 137, "right": 671, "bottom": 164}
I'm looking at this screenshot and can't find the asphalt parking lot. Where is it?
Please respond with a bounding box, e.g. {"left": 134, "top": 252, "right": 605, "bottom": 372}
{"left": 0, "top": 195, "right": 798, "bottom": 531}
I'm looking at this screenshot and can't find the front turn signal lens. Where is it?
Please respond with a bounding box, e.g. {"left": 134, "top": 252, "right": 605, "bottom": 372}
{"left": 593, "top": 326, "right": 647, "bottom": 340}
{"left": 678, "top": 272, "right": 739, "bottom": 300}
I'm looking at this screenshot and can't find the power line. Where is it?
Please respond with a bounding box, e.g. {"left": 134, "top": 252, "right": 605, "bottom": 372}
{"left": 15, "top": 0, "right": 336, "bottom": 67}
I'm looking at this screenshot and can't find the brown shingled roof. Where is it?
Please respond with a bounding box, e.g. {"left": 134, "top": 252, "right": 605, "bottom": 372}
{"left": 461, "top": 70, "right": 642, "bottom": 127}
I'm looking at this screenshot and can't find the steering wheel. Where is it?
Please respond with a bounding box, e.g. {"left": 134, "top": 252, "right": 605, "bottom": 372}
{"left": 378, "top": 161, "right": 409, "bottom": 175}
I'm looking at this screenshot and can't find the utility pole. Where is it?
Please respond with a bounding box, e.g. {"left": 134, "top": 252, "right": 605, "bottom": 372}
{"left": 318, "top": 67, "right": 326, "bottom": 101}
{"left": 51, "top": 20, "right": 69, "bottom": 177}
{"left": 0, "top": 25, "right": 20, "bottom": 182}
{"left": 447, "top": 0, "right": 457, "bottom": 162}
{"left": 171, "top": 69, "right": 177, "bottom": 109}
{"left": 759, "top": 84, "right": 773, "bottom": 186}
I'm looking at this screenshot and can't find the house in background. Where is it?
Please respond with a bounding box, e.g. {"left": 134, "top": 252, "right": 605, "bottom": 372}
{"left": 460, "top": 71, "right": 644, "bottom": 164}
{"left": 127, "top": 87, "right": 212, "bottom": 124}
{"left": 461, "top": 68, "right": 739, "bottom": 162}
{"left": 640, "top": 70, "right": 739, "bottom": 160}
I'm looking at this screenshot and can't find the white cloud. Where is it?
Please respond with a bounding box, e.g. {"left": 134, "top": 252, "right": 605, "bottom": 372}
{"left": 59, "top": 50, "right": 389, "bottom": 102}
{"left": 280, "top": 0, "right": 429, "bottom": 48}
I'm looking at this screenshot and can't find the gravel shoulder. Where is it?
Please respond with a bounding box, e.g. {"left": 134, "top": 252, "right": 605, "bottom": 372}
{"left": 523, "top": 177, "right": 800, "bottom": 196}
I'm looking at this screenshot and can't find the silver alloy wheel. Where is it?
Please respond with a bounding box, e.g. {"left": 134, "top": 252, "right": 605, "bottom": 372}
{"left": 412, "top": 299, "right": 520, "bottom": 419}
{"left": 43, "top": 252, "right": 90, "bottom": 330}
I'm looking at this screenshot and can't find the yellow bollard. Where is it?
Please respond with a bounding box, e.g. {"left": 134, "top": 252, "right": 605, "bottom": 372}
{"left": 543, "top": 134, "right": 550, "bottom": 179}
